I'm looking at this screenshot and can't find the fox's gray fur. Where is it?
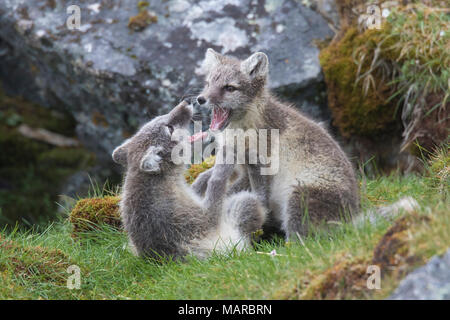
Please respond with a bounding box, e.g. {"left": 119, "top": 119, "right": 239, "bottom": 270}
{"left": 193, "top": 49, "right": 360, "bottom": 240}
{"left": 112, "top": 101, "right": 265, "bottom": 260}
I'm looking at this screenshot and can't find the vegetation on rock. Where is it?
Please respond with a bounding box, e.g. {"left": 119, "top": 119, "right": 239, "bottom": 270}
{"left": 320, "top": 1, "right": 449, "bottom": 167}
{"left": 69, "top": 196, "right": 121, "bottom": 236}
{"left": 128, "top": 2, "right": 158, "bottom": 31}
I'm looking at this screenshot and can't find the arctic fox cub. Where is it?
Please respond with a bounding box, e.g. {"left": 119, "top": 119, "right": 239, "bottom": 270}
{"left": 112, "top": 101, "right": 265, "bottom": 260}
{"left": 192, "top": 49, "right": 360, "bottom": 240}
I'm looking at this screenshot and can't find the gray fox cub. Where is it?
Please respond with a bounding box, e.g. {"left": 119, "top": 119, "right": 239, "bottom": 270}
{"left": 112, "top": 101, "right": 265, "bottom": 260}
{"left": 192, "top": 49, "right": 360, "bottom": 239}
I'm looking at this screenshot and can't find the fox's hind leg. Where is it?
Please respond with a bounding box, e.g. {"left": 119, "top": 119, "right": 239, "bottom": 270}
{"left": 283, "top": 185, "right": 356, "bottom": 240}
{"left": 215, "top": 191, "right": 266, "bottom": 250}
{"left": 226, "top": 165, "right": 251, "bottom": 196}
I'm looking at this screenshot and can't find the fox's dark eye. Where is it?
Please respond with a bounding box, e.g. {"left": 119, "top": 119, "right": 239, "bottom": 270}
{"left": 167, "top": 125, "right": 174, "bottom": 135}
{"left": 224, "top": 85, "right": 236, "bottom": 92}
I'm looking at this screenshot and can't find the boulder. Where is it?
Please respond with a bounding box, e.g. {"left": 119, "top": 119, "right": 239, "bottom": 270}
{"left": 0, "top": 0, "right": 334, "bottom": 163}
{"left": 389, "top": 249, "right": 450, "bottom": 300}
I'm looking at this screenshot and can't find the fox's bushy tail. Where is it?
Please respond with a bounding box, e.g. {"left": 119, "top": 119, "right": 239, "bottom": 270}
{"left": 353, "top": 196, "right": 419, "bottom": 227}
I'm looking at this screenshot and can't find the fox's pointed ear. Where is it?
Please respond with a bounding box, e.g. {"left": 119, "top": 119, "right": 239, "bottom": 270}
{"left": 112, "top": 140, "right": 130, "bottom": 166}
{"left": 241, "top": 52, "right": 269, "bottom": 79}
{"left": 204, "top": 48, "right": 222, "bottom": 70}
{"left": 140, "top": 146, "right": 163, "bottom": 174}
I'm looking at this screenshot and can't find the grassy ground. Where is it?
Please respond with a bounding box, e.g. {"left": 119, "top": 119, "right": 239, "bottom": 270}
{"left": 0, "top": 149, "right": 448, "bottom": 299}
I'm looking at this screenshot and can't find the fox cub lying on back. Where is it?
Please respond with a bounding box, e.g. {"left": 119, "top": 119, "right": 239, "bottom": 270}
{"left": 112, "top": 101, "right": 266, "bottom": 260}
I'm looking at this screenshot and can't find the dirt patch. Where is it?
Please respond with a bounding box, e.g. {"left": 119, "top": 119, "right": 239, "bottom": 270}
{"left": 372, "top": 215, "right": 429, "bottom": 276}
{"left": 301, "top": 254, "right": 371, "bottom": 299}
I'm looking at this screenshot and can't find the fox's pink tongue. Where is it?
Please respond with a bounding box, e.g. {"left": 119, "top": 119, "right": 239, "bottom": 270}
{"left": 188, "top": 131, "right": 207, "bottom": 143}
{"left": 210, "top": 108, "right": 229, "bottom": 131}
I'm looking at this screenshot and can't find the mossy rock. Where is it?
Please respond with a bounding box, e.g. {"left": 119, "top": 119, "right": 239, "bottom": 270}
{"left": 69, "top": 196, "right": 121, "bottom": 236}
{"left": 301, "top": 254, "right": 371, "bottom": 300}
{"left": 319, "top": 27, "right": 400, "bottom": 139}
{"left": 288, "top": 213, "right": 429, "bottom": 300}
{"left": 0, "top": 87, "right": 76, "bottom": 136}
{"left": 320, "top": 4, "right": 449, "bottom": 150}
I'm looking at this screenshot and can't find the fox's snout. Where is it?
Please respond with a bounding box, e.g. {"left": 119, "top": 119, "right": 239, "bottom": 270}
{"left": 196, "top": 86, "right": 223, "bottom": 107}
{"left": 197, "top": 96, "right": 206, "bottom": 105}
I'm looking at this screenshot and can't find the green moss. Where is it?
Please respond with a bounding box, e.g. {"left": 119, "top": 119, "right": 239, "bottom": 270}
{"left": 320, "top": 27, "right": 400, "bottom": 138}
{"left": 69, "top": 196, "right": 121, "bottom": 236}
{"left": 38, "top": 148, "right": 95, "bottom": 169}
{"left": 320, "top": 3, "right": 449, "bottom": 147}
{"left": 184, "top": 156, "right": 215, "bottom": 184}
{"left": 0, "top": 89, "right": 76, "bottom": 136}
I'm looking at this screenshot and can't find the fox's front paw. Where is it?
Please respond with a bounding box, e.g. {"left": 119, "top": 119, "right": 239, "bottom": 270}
{"left": 191, "top": 168, "right": 213, "bottom": 196}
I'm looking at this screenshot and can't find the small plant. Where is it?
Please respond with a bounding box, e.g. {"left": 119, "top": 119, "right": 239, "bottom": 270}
{"left": 184, "top": 156, "right": 215, "bottom": 184}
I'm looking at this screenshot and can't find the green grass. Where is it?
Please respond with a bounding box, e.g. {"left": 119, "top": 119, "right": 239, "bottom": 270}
{"left": 1, "top": 149, "right": 448, "bottom": 299}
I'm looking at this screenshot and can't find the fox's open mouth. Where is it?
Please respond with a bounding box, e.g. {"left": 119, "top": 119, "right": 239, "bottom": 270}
{"left": 210, "top": 107, "right": 231, "bottom": 131}
{"left": 188, "top": 107, "right": 231, "bottom": 143}
{"left": 188, "top": 131, "right": 208, "bottom": 143}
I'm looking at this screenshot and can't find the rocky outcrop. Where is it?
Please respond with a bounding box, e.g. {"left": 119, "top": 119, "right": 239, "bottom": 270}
{"left": 0, "top": 0, "right": 333, "bottom": 163}
{"left": 389, "top": 249, "right": 450, "bottom": 300}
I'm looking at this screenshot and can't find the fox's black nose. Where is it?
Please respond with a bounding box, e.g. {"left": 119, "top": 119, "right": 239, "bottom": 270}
{"left": 197, "top": 96, "right": 206, "bottom": 105}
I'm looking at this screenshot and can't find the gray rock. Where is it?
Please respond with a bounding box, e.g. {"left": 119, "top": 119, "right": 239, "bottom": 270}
{"left": 0, "top": 0, "right": 334, "bottom": 164}
{"left": 389, "top": 249, "right": 450, "bottom": 300}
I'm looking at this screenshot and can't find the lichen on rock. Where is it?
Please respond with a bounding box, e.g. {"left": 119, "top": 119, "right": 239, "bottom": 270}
{"left": 128, "top": 10, "right": 158, "bottom": 31}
